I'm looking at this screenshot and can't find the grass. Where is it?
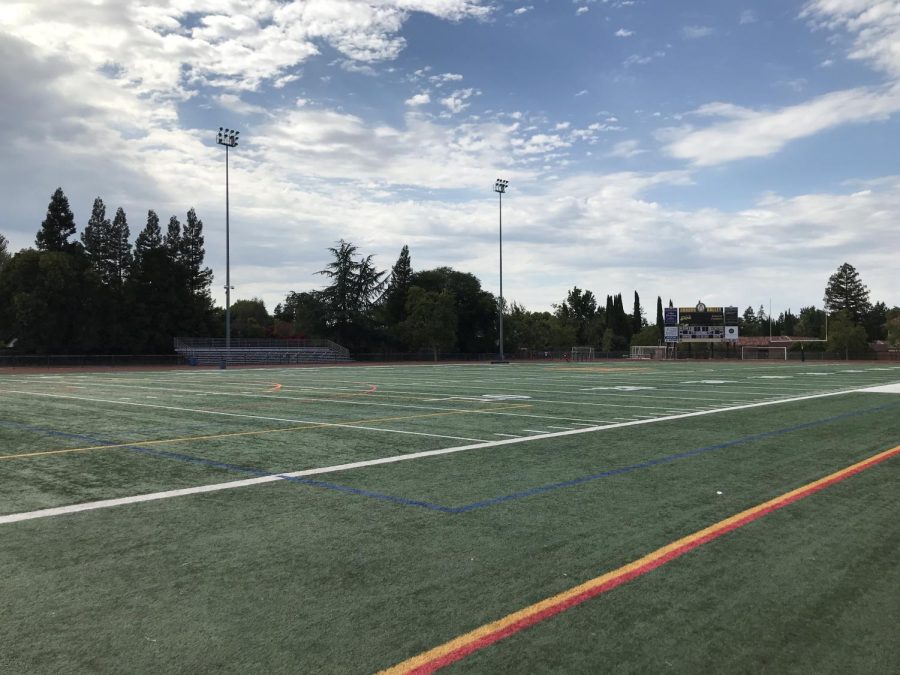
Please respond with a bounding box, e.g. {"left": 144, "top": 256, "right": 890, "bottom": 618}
{"left": 0, "top": 361, "right": 899, "bottom": 673}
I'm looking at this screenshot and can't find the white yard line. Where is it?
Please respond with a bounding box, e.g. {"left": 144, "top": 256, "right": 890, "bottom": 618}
{"left": 0, "top": 390, "right": 486, "bottom": 443}
{"left": 0, "top": 386, "right": 873, "bottom": 526}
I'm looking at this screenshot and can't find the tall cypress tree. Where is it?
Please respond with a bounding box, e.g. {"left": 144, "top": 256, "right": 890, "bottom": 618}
{"left": 164, "top": 215, "right": 182, "bottom": 260}
{"left": 36, "top": 188, "right": 77, "bottom": 252}
{"left": 656, "top": 296, "right": 664, "bottom": 339}
{"left": 632, "top": 291, "right": 642, "bottom": 334}
{"left": 383, "top": 245, "right": 413, "bottom": 326}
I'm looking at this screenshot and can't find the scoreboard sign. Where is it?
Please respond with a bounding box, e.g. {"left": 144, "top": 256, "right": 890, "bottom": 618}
{"left": 674, "top": 303, "right": 739, "bottom": 343}
{"left": 678, "top": 303, "right": 724, "bottom": 326}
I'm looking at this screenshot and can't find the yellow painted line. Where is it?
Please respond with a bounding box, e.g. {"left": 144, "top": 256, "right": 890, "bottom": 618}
{"left": 382, "top": 443, "right": 900, "bottom": 674}
{"left": 0, "top": 404, "right": 532, "bottom": 461}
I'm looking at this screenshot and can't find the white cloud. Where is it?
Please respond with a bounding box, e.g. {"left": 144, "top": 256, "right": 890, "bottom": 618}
{"left": 429, "top": 72, "right": 464, "bottom": 86}
{"left": 608, "top": 139, "right": 645, "bottom": 158}
{"left": 739, "top": 10, "right": 757, "bottom": 25}
{"left": 802, "top": 0, "right": 900, "bottom": 78}
{"left": 615, "top": 28, "right": 634, "bottom": 37}
{"left": 576, "top": 7, "right": 589, "bottom": 15}
{"left": 440, "top": 88, "right": 479, "bottom": 114}
{"left": 663, "top": 85, "right": 900, "bottom": 166}
{"left": 682, "top": 25, "right": 715, "bottom": 39}
{"left": 575, "top": 89, "right": 589, "bottom": 97}
{"left": 513, "top": 6, "right": 533, "bottom": 15}
{"left": 405, "top": 92, "right": 431, "bottom": 106}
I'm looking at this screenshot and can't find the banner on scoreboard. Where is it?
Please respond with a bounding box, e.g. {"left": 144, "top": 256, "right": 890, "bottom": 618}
{"left": 664, "top": 326, "right": 678, "bottom": 342}
{"left": 724, "top": 326, "right": 739, "bottom": 340}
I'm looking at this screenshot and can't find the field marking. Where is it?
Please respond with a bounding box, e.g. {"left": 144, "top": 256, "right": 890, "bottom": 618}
{"left": 0, "top": 386, "right": 882, "bottom": 525}
{"left": 0, "top": 404, "right": 533, "bottom": 462}
{"left": 380, "top": 443, "right": 900, "bottom": 674}
{"left": 0, "top": 390, "right": 491, "bottom": 444}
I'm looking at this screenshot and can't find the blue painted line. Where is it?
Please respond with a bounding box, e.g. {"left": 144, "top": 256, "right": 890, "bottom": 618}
{"left": 3, "top": 401, "right": 898, "bottom": 515}
{"left": 449, "top": 401, "right": 900, "bottom": 513}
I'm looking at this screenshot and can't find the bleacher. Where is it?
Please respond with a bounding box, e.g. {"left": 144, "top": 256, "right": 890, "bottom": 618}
{"left": 174, "top": 337, "right": 351, "bottom": 366}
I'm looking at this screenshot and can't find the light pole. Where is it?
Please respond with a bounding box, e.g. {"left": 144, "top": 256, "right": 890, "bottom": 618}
{"left": 493, "top": 178, "right": 509, "bottom": 363}
{"left": 216, "top": 127, "right": 239, "bottom": 368}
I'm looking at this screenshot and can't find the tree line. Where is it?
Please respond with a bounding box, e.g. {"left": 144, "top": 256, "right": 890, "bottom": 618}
{"left": 0, "top": 188, "right": 215, "bottom": 353}
{"left": 1, "top": 189, "right": 897, "bottom": 357}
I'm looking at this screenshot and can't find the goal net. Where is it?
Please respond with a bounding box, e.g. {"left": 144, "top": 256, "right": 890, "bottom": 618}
{"left": 741, "top": 346, "right": 788, "bottom": 360}
{"left": 630, "top": 345, "right": 669, "bottom": 360}
{"left": 571, "top": 346, "right": 595, "bottom": 361}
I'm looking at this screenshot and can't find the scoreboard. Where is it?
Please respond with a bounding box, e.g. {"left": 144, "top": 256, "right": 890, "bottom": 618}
{"left": 664, "top": 303, "right": 739, "bottom": 343}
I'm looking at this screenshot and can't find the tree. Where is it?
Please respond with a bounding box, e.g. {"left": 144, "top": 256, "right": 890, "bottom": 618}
{"left": 826, "top": 310, "right": 869, "bottom": 359}
{"left": 317, "top": 239, "right": 386, "bottom": 346}
{"left": 824, "top": 262, "right": 871, "bottom": 324}
{"left": 632, "top": 291, "right": 643, "bottom": 334}
{"left": 0, "top": 233, "right": 10, "bottom": 273}
{"left": 181, "top": 208, "right": 212, "bottom": 296}
{"left": 36, "top": 188, "right": 77, "bottom": 252}
{"left": 277, "top": 291, "right": 328, "bottom": 339}
{"left": 655, "top": 296, "right": 664, "bottom": 340}
{"left": 382, "top": 245, "right": 413, "bottom": 326}
{"left": 134, "top": 210, "right": 163, "bottom": 270}
{"left": 110, "top": 208, "right": 133, "bottom": 288}
{"left": 862, "top": 301, "right": 888, "bottom": 341}
{"left": 886, "top": 307, "right": 900, "bottom": 348}
{"left": 402, "top": 286, "right": 457, "bottom": 360}
{"left": 742, "top": 306, "right": 758, "bottom": 336}
{"left": 164, "top": 216, "right": 182, "bottom": 260}
{"left": 81, "top": 197, "right": 128, "bottom": 287}
{"left": 230, "top": 298, "right": 272, "bottom": 338}
{"left": 410, "top": 267, "right": 496, "bottom": 353}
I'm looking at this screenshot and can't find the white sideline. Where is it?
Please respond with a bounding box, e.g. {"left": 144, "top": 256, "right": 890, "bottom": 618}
{"left": 1, "top": 386, "right": 878, "bottom": 525}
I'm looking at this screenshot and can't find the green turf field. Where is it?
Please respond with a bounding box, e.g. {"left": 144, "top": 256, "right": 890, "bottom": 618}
{"left": 1, "top": 361, "right": 899, "bottom": 673}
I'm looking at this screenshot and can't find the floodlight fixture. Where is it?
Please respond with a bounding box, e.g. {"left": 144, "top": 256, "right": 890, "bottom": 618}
{"left": 494, "top": 178, "right": 508, "bottom": 194}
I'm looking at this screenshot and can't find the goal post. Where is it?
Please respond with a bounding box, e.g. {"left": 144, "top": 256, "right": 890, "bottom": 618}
{"left": 741, "top": 346, "right": 788, "bottom": 361}
{"left": 629, "top": 345, "right": 669, "bottom": 360}
{"left": 571, "top": 346, "right": 595, "bottom": 361}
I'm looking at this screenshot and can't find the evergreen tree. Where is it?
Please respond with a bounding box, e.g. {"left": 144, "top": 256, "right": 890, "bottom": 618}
{"left": 134, "top": 211, "right": 163, "bottom": 269}
{"left": 824, "top": 262, "right": 871, "bottom": 324}
{"left": 0, "top": 233, "right": 10, "bottom": 272}
{"left": 81, "top": 197, "right": 113, "bottom": 283}
{"left": 632, "top": 291, "right": 643, "bottom": 334}
{"left": 181, "top": 208, "right": 212, "bottom": 296}
{"left": 36, "top": 187, "right": 77, "bottom": 252}
{"left": 164, "top": 215, "right": 182, "bottom": 260}
{"left": 110, "top": 207, "right": 132, "bottom": 288}
{"left": 382, "top": 245, "right": 413, "bottom": 326}
{"left": 656, "top": 296, "right": 664, "bottom": 339}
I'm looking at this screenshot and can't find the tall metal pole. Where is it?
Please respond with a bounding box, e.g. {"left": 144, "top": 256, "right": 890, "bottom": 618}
{"left": 493, "top": 179, "right": 508, "bottom": 363}
{"left": 225, "top": 143, "right": 231, "bottom": 365}
{"left": 216, "top": 127, "right": 239, "bottom": 369}
{"left": 498, "top": 188, "right": 504, "bottom": 362}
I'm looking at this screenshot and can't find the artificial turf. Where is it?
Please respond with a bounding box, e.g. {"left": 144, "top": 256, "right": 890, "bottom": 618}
{"left": 0, "top": 362, "right": 898, "bottom": 672}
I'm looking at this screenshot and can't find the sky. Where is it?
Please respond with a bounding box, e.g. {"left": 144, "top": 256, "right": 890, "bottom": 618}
{"left": 1, "top": 0, "right": 898, "bottom": 319}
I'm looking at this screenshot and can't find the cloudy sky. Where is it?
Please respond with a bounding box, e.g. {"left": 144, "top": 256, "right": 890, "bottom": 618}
{"left": 1, "top": 0, "right": 898, "bottom": 317}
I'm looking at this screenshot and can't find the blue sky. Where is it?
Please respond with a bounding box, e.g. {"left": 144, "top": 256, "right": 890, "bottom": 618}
{"left": 1, "top": 0, "right": 898, "bottom": 319}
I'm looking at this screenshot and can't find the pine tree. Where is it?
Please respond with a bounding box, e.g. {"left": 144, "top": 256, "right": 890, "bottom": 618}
{"left": 383, "top": 245, "right": 413, "bottom": 325}
{"left": 824, "top": 262, "right": 871, "bottom": 324}
{"left": 134, "top": 210, "right": 163, "bottom": 269}
{"left": 164, "top": 215, "right": 182, "bottom": 259}
{"left": 0, "top": 233, "right": 10, "bottom": 272}
{"left": 181, "top": 208, "right": 212, "bottom": 296}
{"left": 81, "top": 197, "right": 113, "bottom": 282}
{"left": 36, "top": 187, "right": 77, "bottom": 252}
{"left": 110, "top": 207, "right": 132, "bottom": 287}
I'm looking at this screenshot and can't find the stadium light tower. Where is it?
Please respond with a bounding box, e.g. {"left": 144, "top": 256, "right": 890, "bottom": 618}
{"left": 216, "top": 127, "right": 239, "bottom": 368}
{"left": 493, "top": 178, "right": 509, "bottom": 363}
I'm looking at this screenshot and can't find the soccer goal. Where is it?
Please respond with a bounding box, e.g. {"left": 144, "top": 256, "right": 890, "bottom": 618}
{"left": 629, "top": 345, "right": 669, "bottom": 360}
{"left": 741, "top": 346, "right": 788, "bottom": 360}
{"left": 571, "top": 346, "right": 595, "bottom": 361}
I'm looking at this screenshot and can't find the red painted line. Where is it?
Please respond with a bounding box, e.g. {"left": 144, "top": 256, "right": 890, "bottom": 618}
{"left": 383, "top": 444, "right": 900, "bottom": 674}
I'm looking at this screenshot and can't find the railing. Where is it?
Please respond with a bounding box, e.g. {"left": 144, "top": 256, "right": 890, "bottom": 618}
{"left": 174, "top": 337, "right": 350, "bottom": 359}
